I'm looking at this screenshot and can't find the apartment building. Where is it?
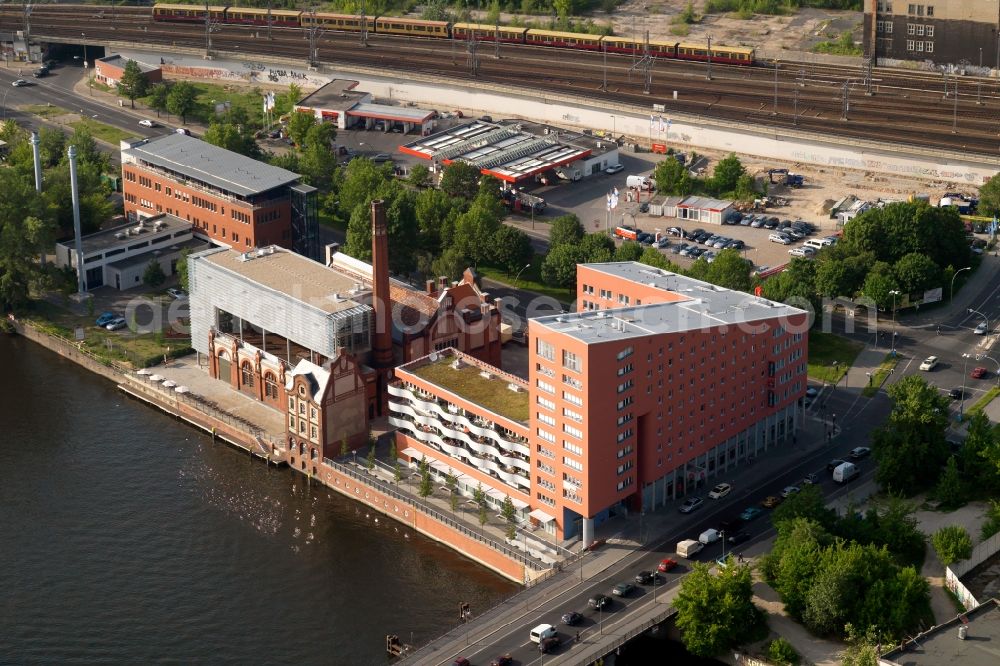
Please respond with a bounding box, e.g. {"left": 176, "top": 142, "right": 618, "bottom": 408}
{"left": 866, "top": 0, "right": 1000, "bottom": 65}
{"left": 120, "top": 133, "right": 320, "bottom": 260}
{"left": 390, "top": 262, "right": 809, "bottom": 545}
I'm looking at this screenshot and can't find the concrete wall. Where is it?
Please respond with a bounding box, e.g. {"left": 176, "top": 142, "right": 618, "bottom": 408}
{"left": 945, "top": 530, "right": 1000, "bottom": 610}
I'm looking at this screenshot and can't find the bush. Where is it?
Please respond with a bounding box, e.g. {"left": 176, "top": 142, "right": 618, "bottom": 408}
{"left": 932, "top": 525, "right": 973, "bottom": 566}
{"left": 767, "top": 637, "right": 800, "bottom": 665}
{"left": 981, "top": 500, "right": 1000, "bottom": 540}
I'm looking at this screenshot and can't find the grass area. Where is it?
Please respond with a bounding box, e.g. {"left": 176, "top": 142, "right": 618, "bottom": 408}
{"left": 862, "top": 354, "right": 899, "bottom": 398}
{"left": 20, "top": 297, "right": 191, "bottom": 369}
{"left": 70, "top": 117, "right": 138, "bottom": 145}
{"left": 968, "top": 386, "right": 1000, "bottom": 416}
{"left": 410, "top": 354, "right": 529, "bottom": 423}
{"left": 140, "top": 82, "right": 272, "bottom": 130}
{"left": 812, "top": 31, "right": 863, "bottom": 56}
{"left": 478, "top": 257, "right": 574, "bottom": 306}
{"left": 669, "top": 24, "right": 691, "bottom": 36}
{"left": 808, "top": 331, "right": 863, "bottom": 384}
{"left": 21, "top": 104, "right": 70, "bottom": 119}
{"left": 88, "top": 77, "right": 113, "bottom": 93}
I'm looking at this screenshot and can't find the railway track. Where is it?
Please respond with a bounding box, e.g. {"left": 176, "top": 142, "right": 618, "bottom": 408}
{"left": 4, "top": 4, "right": 1000, "bottom": 157}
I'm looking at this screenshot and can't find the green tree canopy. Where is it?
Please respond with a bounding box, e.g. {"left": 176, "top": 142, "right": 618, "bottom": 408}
{"left": 614, "top": 241, "right": 643, "bottom": 262}
{"left": 541, "top": 242, "right": 588, "bottom": 287}
{"left": 931, "top": 525, "right": 972, "bottom": 565}
{"left": 548, "top": 213, "right": 585, "bottom": 248}
{"left": 706, "top": 249, "right": 752, "bottom": 292}
{"left": 287, "top": 110, "right": 316, "bottom": 148}
{"left": 709, "top": 153, "right": 746, "bottom": 195}
{"left": 166, "top": 81, "right": 199, "bottom": 123}
{"left": 297, "top": 122, "right": 338, "bottom": 188}
{"left": 440, "top": 161, "right": 481, "bottom": 200}
{"left": 148, "top": 83, "right": 169, "bottom": 117}
{"left": 654, "top": 156, "right": 686, "bottom": 195}
{"left": 142, "top": 258, "right": 166, "bottom": 287}
{"left": 407, "top": 163, "right": 431, "bottom": 189}
{"left": 490, "top": 225, "right": 533, "bottom": 275}
{"left": 979, "top": 171, "right": 1000, "bottom": 218}
{"left": 203, "top": 121, "right": 260, "bottom": 159}
{"left": 859, "top": 261, "right": 900, "bottom": 311}
{"left": 673, "top": 560, "right": 763, "bottom": 657}
{"left": 893, "top": 252, "right": 941, "bottom": 295}
{"left": 116, "top": 59, "right": 149, "bottom": 109}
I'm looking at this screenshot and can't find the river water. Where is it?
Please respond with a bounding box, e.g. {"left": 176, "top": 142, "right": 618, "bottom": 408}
{"left": 0, "top": 336, "right": 516, "bottom": 664}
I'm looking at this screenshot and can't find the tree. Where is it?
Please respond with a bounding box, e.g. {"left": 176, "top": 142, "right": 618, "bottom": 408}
{"left": 116, "top": 59, "right": 149, "bottom": 109}
{"left": 298, "top": 122, "right": 338, "bottom": 187}
{"left": 175, "top": 248, "right": 192, "bottom": 292}
{"left": 860, "top": 261, "right": 900, "bottom": 311}
{"left": 433, "top": 246, "right": 470, "bottom": 282}
{"left": 980, "top": 499, "right": 1000, "bottom": 540}
{"left": 734, "top": 172, "right": 758, "bottom": 201}
{"left": 68, "top": 125, "right": 109, "bottom": 174}
{"left": 673, "top": 561, "right": 764, "bottom": 658}
{"left": 548, "top": 213, "right": 585, "bottom": 248}
{"left": 407, "top": 163, "right": 431, "bottom": 188}
{"left": 959, "top": 411, "right": 1000, "bottom": 495}
{"left": 932, "top": 456, "right": 966, "bottom": 509}
{"left": 203, "top": 121, "right": 259, "bottom": 158}
{"left": 639, "top": 246, "right": 674, "bottom": 270}
{"left": 490, "top": 225, "right": 533, "bottom": 275}
{"left": 473, "top": 483, "right": 487, "bottom": 511}
{"left": 0, "top": 170, "right": 52, "bottom": 310}
{"left": 501, "top": 495, "right": 517, "bottom": 540}
{"left": 815, "top": 259, "right": 857, "bottom": 298}
{"left": 979, "top": 171, "right": 1000, "bottom": 218}
{"left": 764, "top": 518, "right": 831, "bottom": 619}
{"left": 340, "top": 436, "right": 348, "bottom": 457}
{"left": 440, "top": 161, "right": 481, "bottom": 200}
{"left": 654, "top": 157, "right": 686, "bottom": 195}
{"left": 478, "top": 503, "right": 489, "bottom": 530}
{"left": 932, "top": 525, "right": 972, "bottom": 565}
{"left": 287, "top": 110, "right": 316, "bottom": 148}
{"left": 418, "top": 458, "right": 433, "bottom": 498}
{"left": 614, "top": 241, "right": 643, "bottom": 262}
{"left": 772, "top": 485, "right": 837, "bottom": 532}
{"left": 142, "top": 258, "right": 166, "bottom": 287}
{"left": 840, "top": 623, "right": 883, "bottom": 666}
{"left": 366, "top": 440, "right": 376, "bottom": 470}
{"left": 166, "top": 81, "right": 198, "bottom": 124}
{"left": 894, "top": 252, "right": 941, "bottom": 295}
{"left": 706, "top": 249, "right": 753, "bottom": 292}
{"left": 767, "top": 637, "right": 799, "bottom": 666}
{"left": 445, "top": 472, "right": 459, "bottom": 512}
{"left": 38, "top": 126, "right": 65, "bottom": 168}
{"left": 709, "top": 153, "right": 745, "bottom": 195}
{"left": 148, "top": 83, "right": 169, "bottom": 118}
{"left": 540, "top": 243, "right": 588, "bottom": 287}
{"left": 579, "top": 232, "right": 615, "bottom": 261}
{"left": 452, "top": 200, "right": 502, "bottom": 264}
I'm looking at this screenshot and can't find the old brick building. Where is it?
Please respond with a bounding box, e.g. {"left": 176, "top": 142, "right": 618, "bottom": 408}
{"left": 866, "top": 0, "right": 1000, "bottom": 66}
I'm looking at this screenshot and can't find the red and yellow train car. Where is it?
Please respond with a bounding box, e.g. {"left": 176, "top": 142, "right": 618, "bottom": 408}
{"left": 525, "top": 28, "right": 602, "bottom": 50}
{"left": 152, "top": 3, "right": 227, "bottom": 23}
{"left": 677, "top": 42, "right": 754, "bottom": 65}
{"left": 374, "top": 17, "right": 449, "bottom": 38}
{"left": 451, "top": 22, "right": 527, "bottom": 43}
{"left": 600, "top": 36, "right": 677, "bottom": 58}
{"left": 303, "top": 12, "right": 372, "bottom": 33}
{"left": 225, "top": 7, "right": 302, "bottom": 27}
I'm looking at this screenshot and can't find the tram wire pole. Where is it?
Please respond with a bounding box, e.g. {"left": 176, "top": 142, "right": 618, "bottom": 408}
{"left": 773, "top": 58, "right": 778, "bottom": 115}
{"left": 953, "top": 76, "right": 959, "bottom": 133}
{"left": 602, "top": 40, "right": 607, "bottom": 92}
{"left": 978, "top": 47, "right": 983, "bottom": 104}
{"left": 706, "top": 35, "right": 712, "bottom": 81}
{"left": 267, "top": 0, "right": 272, "bottom": 40}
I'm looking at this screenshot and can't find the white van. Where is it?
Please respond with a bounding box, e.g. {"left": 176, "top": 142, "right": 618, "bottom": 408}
{"left": 699, "top": 528, "right": 721, "bottom": 545}
{"left": 804, "top": 239, "right": 829, "bottom": 251}
{"left": 833, "top": 462, "right": 860, "bottom": 483}
{"left": 530, "top": 623, "right": 557, "bottom": 643}
{"left": 626, "top": 175, "right": 653, "bottom": 191}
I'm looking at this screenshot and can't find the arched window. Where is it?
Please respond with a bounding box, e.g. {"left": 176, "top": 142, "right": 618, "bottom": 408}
{"left": 264, "top": 373, "right": 278, "bottom": 399}
{"left": 311, "top": 448, "right": 318, "bottom": 460}
{"left": 241, "top": 361, "right": 254, "bottom": 388}
{"left": 299, "top": 442, "right": 305, "bottom": 455}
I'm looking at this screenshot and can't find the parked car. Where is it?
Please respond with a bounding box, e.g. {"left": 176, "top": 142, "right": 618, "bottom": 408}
{"left": 801, "top": 472, "right": 818, "bottom": 485}
{"left": 975, "top": 322, "right": 989, "bottom": 335}
{"left": 827, "top": 458, "right": 846, "bottom": 472}
{"left": 849, "top": 446, "right": 871, "bottom": 459}
{"left": 667, "top": 226, "right": 683, "bottom": 237}
{"left": 671, "top": 243, "right": 689, "bottom": 255}
{"left": 453, "top": 658, "right": 470, "bottom": 666}
{"left": 702, "top": 251, "right": 716, "bottom": 263}
{"left": 971, "top": 366, "right": 989, "bottom": 379}
{"left": 726, "top": 239, "right": 745, "bottom": 250}
{"left": 688, "top": 247, "right": 704, "bottom": 259}
{"left": 639, "top": 202, "right": 650, "bottom": 213}
{"left": 166, "top": 287, "right": 187, "bottom": 299}
{"left": 739, "top": 506, "right": 763, "bottom": 521}
{"left": 605, "top": 163, "right": 625, "bottom": 174}
{"left": 763, "top": 218, "right": 780, "bottom": 229}
{"left": 655, "top": 237, "right": 671, "bottom": 249}
{"left": 613, "top": 582, "right": 635, "bottom": 597}
{"left": 657, "top": 557, "right": 678, "bottom": 572}
{"left": 750, "top": 216, "right": 765, "bottom": 228}
{"left": 761, "top": 495, "right": 783, "bottom": 509}
{"left": 769, "top": 233, "right": 791, "bottom": 245}
{"left": 708, "top": 483, "right": 732, "bottom": 499}
{"left": 105, "top": 317, "right": 128, "bottom": 331}
{"left": 588, "top": 594, "right": 612, "bottom": 610}
{"left": 138, "top": 119, "right": 158, "bottom": 128}
{"left": 561, "top": 610, "right": 583, "bottom": 625}
{"left": 805, "top": 387, "right": 818, "bottom": 398}
{"left": 949, "top": 388, "right": 967, "bottom": 400}
{"left": 679, "top": 497, "right": 704, "bottom": 513}
{"left": 789, "top": 246, "right": 815, "bottom": 257}
{"left": 95, "top": 312, "right": 117, "bottom": 327}
{"left": 781, "top": 485, "right": 801, "bottom": 498}
{"left": 634, "top": 570, "right": 658, "bottom": 585}
{"left": 372, "top": 153, "right": 393, "bottom": 163}
{"left": 919, "top": 356, "right": 939, "bottom": 371}
{"left": 175, "top": 127, "right": 192, "bottom": 136}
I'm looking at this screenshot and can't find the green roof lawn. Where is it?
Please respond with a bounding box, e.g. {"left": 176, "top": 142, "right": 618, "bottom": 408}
{"left": 411, "top": 357, "right": 529, "bottom": 424}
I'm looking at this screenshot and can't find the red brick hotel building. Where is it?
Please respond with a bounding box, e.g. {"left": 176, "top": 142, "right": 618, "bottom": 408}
{"left": 391, "top": 262, "right": 808, "bottom": 545}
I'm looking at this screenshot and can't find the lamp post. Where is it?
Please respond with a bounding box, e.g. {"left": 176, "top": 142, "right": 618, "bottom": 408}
{"left": 513, "top": 263, "right": 531, "bottom": 289}
{"left": 968, "top": 307, "right": 989, "bottom": 336}
{"left": 81, "top": 34, "right": 87, "bottom": 67}
{"left": 951, "top": 266, "right": 971, "bottom": 303}
{"left": 889, "top": 289, "right": 900, "bottom": 355}
{"left": 961, "top": 353, "right": 972, "bottom": 421}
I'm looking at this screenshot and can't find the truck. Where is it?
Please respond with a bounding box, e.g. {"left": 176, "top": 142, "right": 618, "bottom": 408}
{"left": 832, "top": 461, "right": 859, "bottom": 484}
{"left": 626, "top": 175, "right": 654, "bottom": 191}
{"left": 767, "top": 168, "right": 804, "bottom": 188}
{"left": 500, "top": 188, "right": 546, "bottom": 216}
{"left": 699, "top": 528, "right": 721, "bottom": 545}
{"left": 614, "top": 225, "right": 639, "bottom": 241}
{"left": 677, "top": 539, "right": 704, "bottom": 559}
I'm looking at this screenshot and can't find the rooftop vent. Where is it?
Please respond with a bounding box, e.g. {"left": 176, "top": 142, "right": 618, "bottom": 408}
{"left": 480, "top": 370, "right": 493, "bottom": 380}
{"left": 507, "top": 383, "right": 523, "bottom": 393}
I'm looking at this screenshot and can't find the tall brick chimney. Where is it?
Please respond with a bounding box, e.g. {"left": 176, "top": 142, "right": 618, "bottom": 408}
{"left": 371, "top": 200, "right": 393, "bottom": 414}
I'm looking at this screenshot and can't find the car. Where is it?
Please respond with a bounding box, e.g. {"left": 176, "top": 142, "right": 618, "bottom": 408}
{"left": 175, "top": 127, "right": 192, "bottom": 136}
{"left": 788, "top": 246, "right": 816, "bottom": 257}
{"left": 637, "top": 232, "right": 654, "bottom": 245}
{"left": 679, "top": 497, "right": 704, "bottom": 513}
{"left": 138, "top": 119, "right": 158, "bottom": 128}
{"left": 727, "top": 531, "right": 751, "bottom": 545}
{"left": 949, "top": 387, "right": 967, "bottom": 400}
{"left": 635, "top": 570, "right": 659, "bottom": 585}
{"left": 11, "top": 79, "right": 30, "bottom": 87}
{"left": 849, "top": 446, "right": 871, "bottom": 459}
{"left": 612, "top": 582, "right": 635, "bottom": 597}
{"left": 561, "top": 611, "right": 583, "bottom": 625}
{"left": 588, "top": 593, "right": 612, "bottom": 610}
{"left": 639, "top": 202, "right": 650, "bottom": 213}
{"left": 372, "top": 153, "right": 393, "bottom": 163}
{"left": 538, "top": 636, "right": 561, "bottom": 654}
{"left": 687, "top": 247, "right": 704, "bottom": 259}
{"left": 166, "top": 287, "right": 187, "bottom": 299}
{"left": 827, "top": 458, "right": 846, "bottom": 472}
{"left": 769, "top": 233, "right": 791, "bottom": 244}
{"left": 708, "top": 483, "right": 732, "bottom": 499}
{"left": 740, "top": 507, "right": 763, "bottom": 522}
{"left": 762, "top": 218, "right": 778, "bottom": 229}
{"left": 671, "top": 242, "right": 689, "bottom": 255}
{"left": 750, "top": 216, "right": 765, "bottom": 228}
{"left": 32, "top": 68, "right": 49, "bottom": 78}
{"left": 805, "top": 387, "right": 819, "bottom": 398}
{"left": 667, "top": 226, "right": 683, "bottom": 237}
{"left": 726, "top": 239, "right": 745, "bottom": 250}
{"left": 974, "top": 322, "right": 989, "bottom": 335}
{"left": 801, "top": 472, "right": 818, "bottom": 485}
{"left": 95, "top": 312, "right": 117, "bottom": 327}
{"left": 453, "top": 658, "right": 470, "bottom": 666}
{"left": 919, "top": 356, "right": 939, "bottom": 371}
{"left": 105, "top": 317, "right": 127, "bottom": 331}
{"left": 781, "top": 485, "right": 801, "bottom": 498}
{"left": 703, "top": 251, "right": 716, "bottom": 263}
{"left": 971, "top": 366, "right": 989, "bottom": 379}
{"left": 657, "top": 557, "right": 678, "bottom": 573}
{"left": 605, "top": 163, "right": 625, "bottom": 174}
{"left": 655, "top": 237, "right": 671, "bottom": 249}
{"left": 490, "top": 655, "right": 513, "bottom": 666}
{"left": 761, "top": 495, "right": 783, "bottom": 509}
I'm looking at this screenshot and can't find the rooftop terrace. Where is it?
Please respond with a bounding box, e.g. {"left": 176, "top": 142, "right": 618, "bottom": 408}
{"left": 403, "top": 350, "right": 529, "bottom": 424}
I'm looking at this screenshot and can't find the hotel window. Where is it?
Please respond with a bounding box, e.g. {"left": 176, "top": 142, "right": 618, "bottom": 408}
{"left": 915, "top": 24, "right": 924, "bottom": 36}
{"left": 310, "top": 407, "right": 317, "bottom": 421}
{"left": 536, "top": 338, "right": 555, "bottom": 361}
{"left": 288, "top": 397, "right": 295, "bottom": 410}
{"left": 563, "top": 374, "right": 583, "bottom": 390}
{"left": 907, "top": 23, "right": 915, "bottom": 35}
{"left": 563, "top": 424, "right": 583, "bottom": 439}
{"left": 537, "top": 396, "right": 555, "bottom": 410}
{"left": 310, "top": 426, "right": 317, "bottom": 440}
{"left": 616, "top": 346, "right": 634, "bottom": 361}
{"left": 289, "top": 415, "right": 295, "bottom": 429}
{"left": 537, "top": 413, "right": 556, "bottom": 427}
{"left": 926, "top": 5, "right": 932, "bottom": 16}
{"left": 537, "top": 429, "right": 555, "bottom": 444}
{"left": 536, "top": 379, "right": 555, "bottom": 394}
{"left": 915, "top": 40, "right": 924, "bottom": 51}
{"left": 926, "top": 41, "right": 933, "bottom": 52}
{"left": 562, "top": 350, "right": 581, "bottom": 372}
{"left": 563, "top": 457, "right": 583, "bottom": 472}
{"left": 563, "top": 440, "right": 583, "bottom": 455}
{"left": 563, "top": 407, "right": 583, "bottom": 423}
{"left": 563, "top": 391, "right": 583, "bottom": 407}
{"left": 535, "top": 363, "right": 555, "bottom": 378}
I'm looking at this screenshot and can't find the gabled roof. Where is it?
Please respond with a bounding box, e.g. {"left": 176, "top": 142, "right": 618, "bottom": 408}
{"left": 285, "top": 359, "right": 330, "bottom": 402}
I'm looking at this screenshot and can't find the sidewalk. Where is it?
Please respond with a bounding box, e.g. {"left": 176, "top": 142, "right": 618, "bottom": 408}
{"left": 904, "top": 254, "right": 1000, "bottom": 330}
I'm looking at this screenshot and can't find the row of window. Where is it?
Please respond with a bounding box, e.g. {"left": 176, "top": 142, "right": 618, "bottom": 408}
{"left": 907, "top": 40, "right": 934, "bottom": 53}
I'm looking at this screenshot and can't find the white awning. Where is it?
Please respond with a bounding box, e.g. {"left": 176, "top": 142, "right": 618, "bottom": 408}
{"left": 511, "top": 498, "right": 529, "bottom": 510}
{"left": 400, "top": 447, "right": 421, "bottom": 458}
{"left": 528, "top": 508, "right": 556, "bottom": 523}
{"left": 429, "top": 460, "right": 452, "bottom": 474}
{"left": 485, "top": 488, "right": 506, "bottom": 501}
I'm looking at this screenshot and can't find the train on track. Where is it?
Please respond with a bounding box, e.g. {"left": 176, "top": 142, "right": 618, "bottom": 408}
{"left": 150, "top": 4, "right": 755, "bottom": 65}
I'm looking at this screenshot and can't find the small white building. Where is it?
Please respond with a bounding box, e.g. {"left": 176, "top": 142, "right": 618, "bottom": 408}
{"left": 55, "top": 213, "right": 205, "bottom": 291}
{"left": 674, "top": 196, "right": 735, "bottom": 225}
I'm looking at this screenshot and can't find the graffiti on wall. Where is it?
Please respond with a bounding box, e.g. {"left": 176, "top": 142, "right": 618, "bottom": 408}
{"left": 790, "top": 150, "right": 990, "bottom": 184}
{"left": 159, "top": 62, "right": 329, "bottom": 88}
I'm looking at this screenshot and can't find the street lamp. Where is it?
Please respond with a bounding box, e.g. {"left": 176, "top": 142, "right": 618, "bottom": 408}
{"left": 961, "top": 353, "right": 973, "bottom": 421}
{"left": 81, "top": 33, "right": 87, "bottom": 67}
{"left": 513, "top": 263, "right": 531, "bottom": 289}
{"left": 969, "top": 308, "right": 990, "bottom": 336}
{"left": 951, "top": 266, "right": 971, "bottom": 303}
{"left": 889, "top": 289, "right": 900, "bottom": 355}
